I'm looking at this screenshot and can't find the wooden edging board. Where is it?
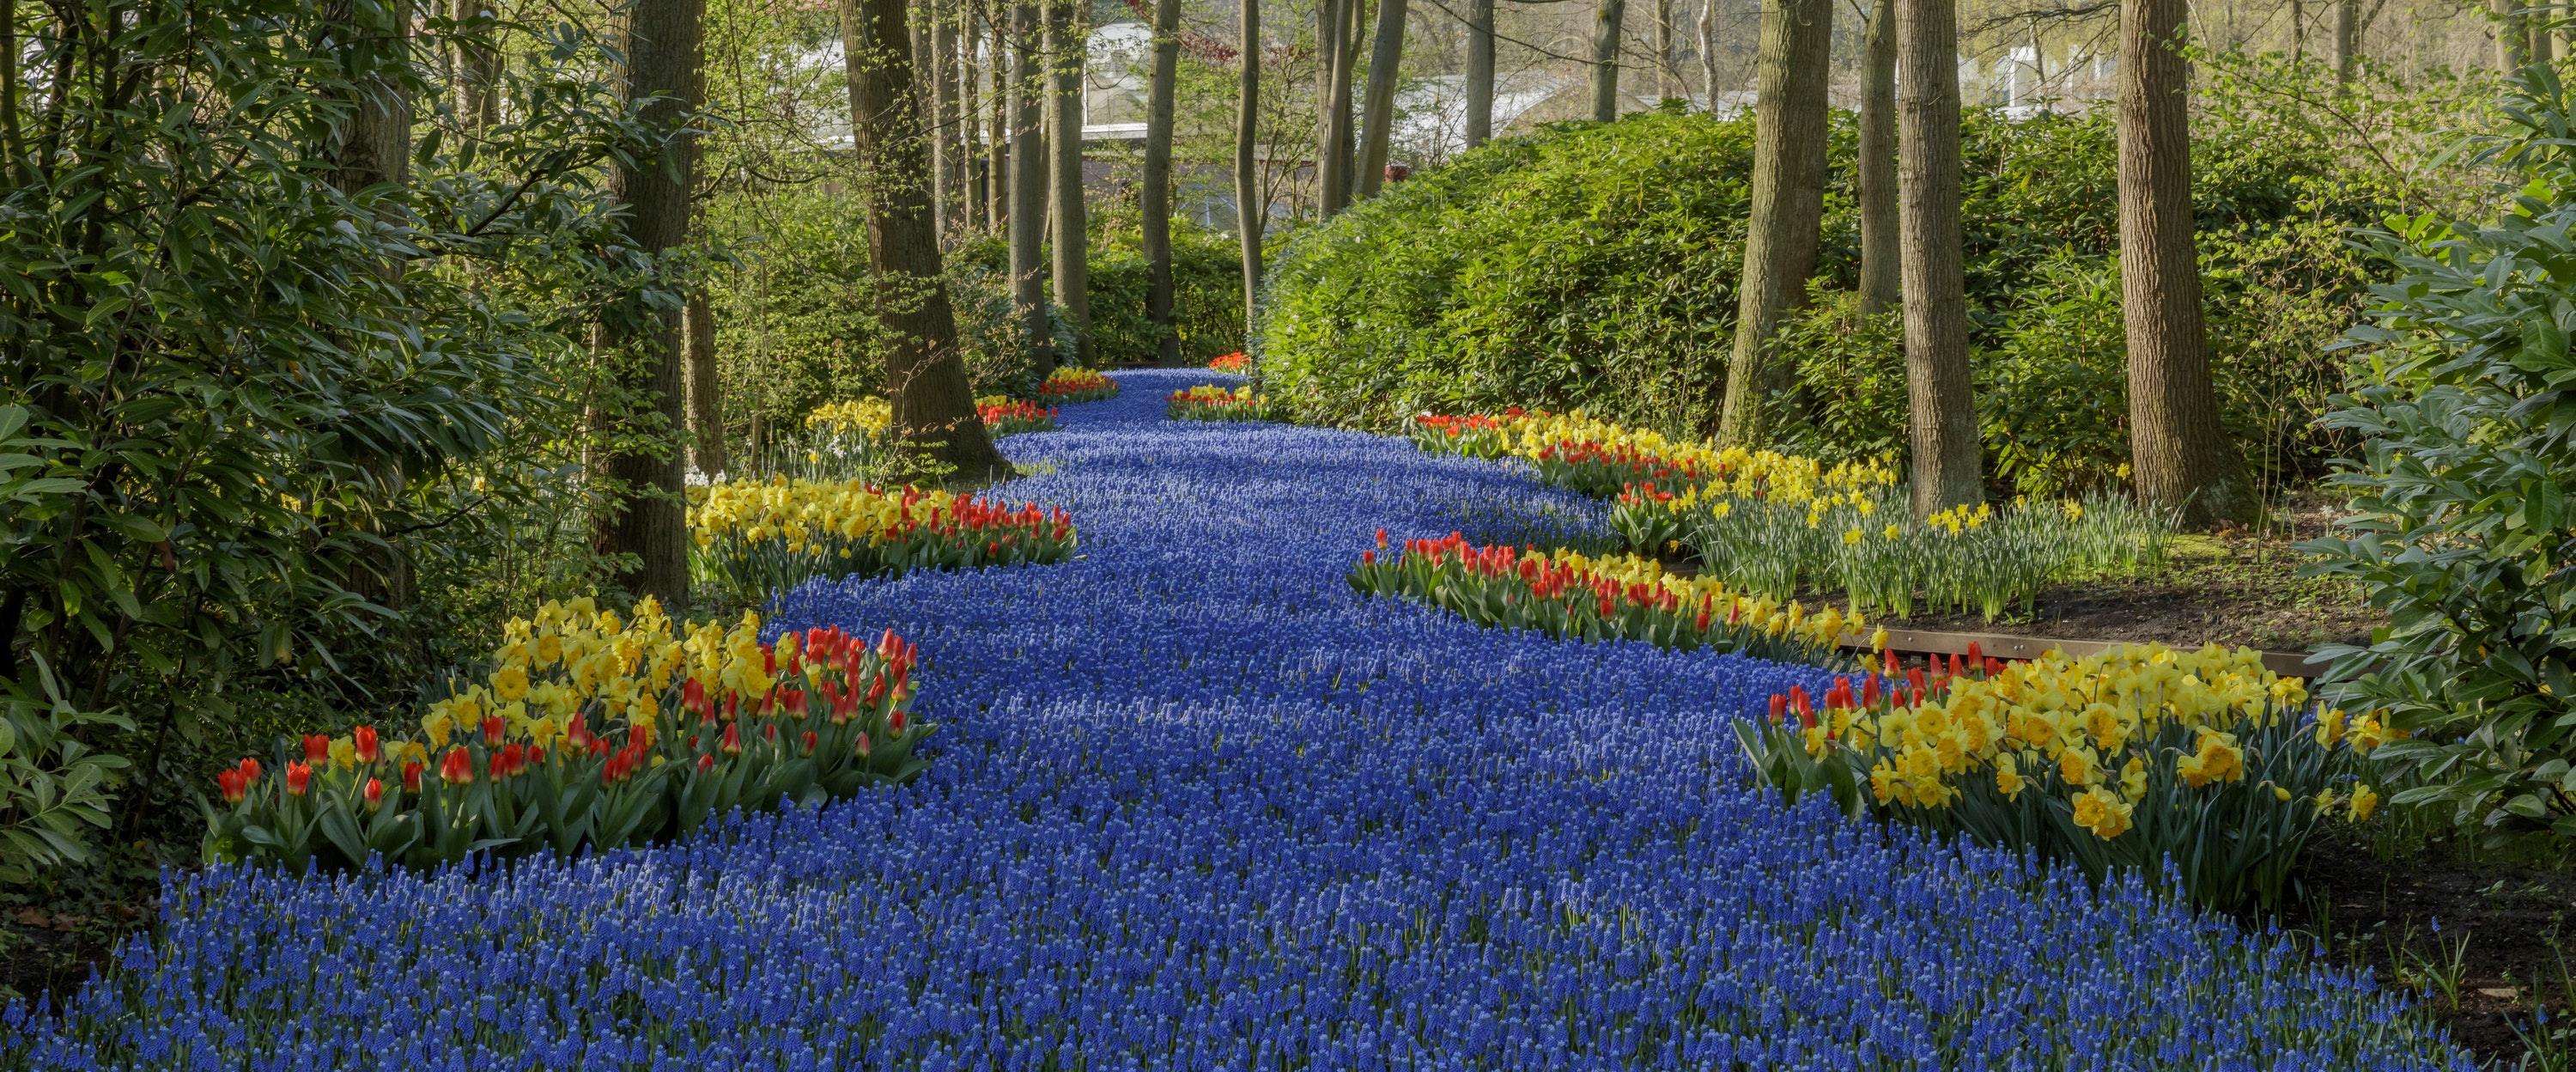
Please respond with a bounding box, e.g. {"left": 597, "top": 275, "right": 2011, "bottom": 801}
{"left": 1835, "top": 628, "right": 2324, "bottom": 679}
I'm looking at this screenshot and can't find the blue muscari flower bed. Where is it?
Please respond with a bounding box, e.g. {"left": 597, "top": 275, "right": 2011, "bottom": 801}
{"left": 0, "top": 370, "right": 2467, "bottom": 1069}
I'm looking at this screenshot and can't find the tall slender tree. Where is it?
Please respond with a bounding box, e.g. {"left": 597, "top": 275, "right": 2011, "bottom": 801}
{"left": 1589, "top": 0, "right": 1625, "bottom": 120}
{"left": 1046, "top": 0, "right": 1093, "bottom": 365}
{"left": 1142, "top": 0, "right": 1183, "bottom": 364}
{"left": 1856, "top": 0, "right": 1898, "bottom": 314}
{"left": 1235, "top": 0, "right": 1263, "bottom": 322}
{"left": 1009, "top": 0, "right": 1050, "bottom": 372}
{"left": 1897, "top": 0, "right": 1978, "bottom": 515}
{"left": 1464, "top": 0, "right": 1494, "bottom": 146}
{"left": 449, "top": 0, "right": 501, "bottom": 130}
{"left": 1355, "top": 0, "right": 1408, "bottom": 198}
{"left": 1318, "top": 0, "right": 1359, "bottom": 216}
{"left": 1696, "top": 0, "right": 1720, "bottom": 110}
{"left": 841, "top": 0, "right": 1009, "bottom": 478}
{"left": 2333, "top": 0, "right": 2357, "bottom": 82}
{"left": 594, "top": 0, "right": 702, "bottom": 608}
{"left": 990, "top": 0, "right": 1014, "bottom": 232}
{"left": 683, "top": 294, "right": 726, "bottom": 476}
{"left": 2119, "top": 0, "right": 2247, "bottom": 527}
{"left": 961, "top": 9, "right": 987, "bottom": 230}
{"left": 2499, "top": 0, "right": 2529, "bottom": 70}
{"left": 931, "top": 0, "right": 964, "bottom": 237}
{"left": 1712, "top": 0, "right": 1831, "bottom": 447}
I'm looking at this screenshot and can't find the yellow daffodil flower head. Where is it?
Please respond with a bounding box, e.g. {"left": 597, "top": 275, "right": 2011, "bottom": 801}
{"left": 2349, "top": 783, "right": 2379, "bottom": 822}
{"left": 2072, "top": 786, "right": 2135, "bottom": 839}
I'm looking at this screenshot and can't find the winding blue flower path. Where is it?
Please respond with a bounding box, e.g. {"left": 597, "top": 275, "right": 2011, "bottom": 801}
{"left": 3, "top": 371, "right": 2466, "bottom": 1070}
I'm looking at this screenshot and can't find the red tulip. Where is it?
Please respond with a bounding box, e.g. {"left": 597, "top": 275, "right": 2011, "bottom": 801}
{"left": 285, "top": 762, "right": 312, "bottom": 796}
{"left": 354, "top": 726, "right": 380, "bottom": 764}
{"left": 890, "top": 709, "right": 907, "bottom": 734}
{"left": 801, "top": 731, "right": 817, "bottom": 755}
{"left": 362, "top": 777, "right": 385, "bottom": 810}
{"left": 497, "top": 743, "right": 524, "bottom": 777}
{"left": 1362, "top": 550, "right": 1376, "bottom": 565}
{"left": 763, "top": 722, "right": 779, "bottom": 741}
{"left": 483, "top": 716, "right": 505, "bottom": 744}
{"left": 303, "top": 734, "right": 330, "bottom": 764}
{"left": 1882, "top": 649, "right": 1900, "bottom": 677}
{"left": 855, "top": 732, "right": 872, "bottom": 757}
{"left": 402, "top": 760, "right": 423, "bottom": 793}
{"left": 683, "top": 677, "right": 706, "bottom": 716}
{"left": 785, "top": 690, "right": 807, "bottom": 717}
{"left": 439, "top": 747, "right": 475, "bottom": 785}
{"left": 720, "top": 722, "right": 742, "bottom": 755}
{"left": 217, "top": 769, "right": 246, "bottom": 803}
{"left": 238, "top": 758, "right": 262, "bottom": 785}
{"left": 1768, "top": 694, "right": 1788, "bottom": 724}
{"left": 567, "top": 718, "right": 592, "bottom": 752}
{"left": 697, "top": 754, "right": 714, "bottom": 773}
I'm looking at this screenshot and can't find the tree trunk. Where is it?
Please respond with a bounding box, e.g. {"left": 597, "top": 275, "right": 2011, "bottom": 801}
{"left": 2334, "top": 0, "right": 2357, "bottom": 82}
{"left": 1355, "top": 0, "right": 1407, "bottom": 198}
{"left": 596, "top": 0, "right": 701, "bottom": 610}
{"left": 1319, "top": 0, "right": 1359, "bottom": 216}
{"left": 683, "top": 291, "right": 727, "bottom": 476}
{"left": 961, "top": 7, "right": 987, "bottom": 230}
{"left": 933, "top": 0, "right": 964, "bottom": 239}
{"left": 991, "top": 0, "right": 1014, "bottom": 233}
{"left": 1589, "top": 0, "right": 1625, "bottom": 121}
{"left": 1047, "top": 0, "right": 1093, "bottom": 366}
{"left": 1464, "top": 0, "right": 1493, "bottom": 147}
{"left": 449, "top": 0, "right": 500, "bottom": 130}
{"left": 333, "top": 0, "right": 413, "bottom": 197}
{"left": 1697, "top": 0, "right": 1720, "bottom": 111}
{"left": 1143, "top": 0, "right": 1182, "bottom": 365}
{"left": 1897, "top": 0, "right": 1978, "bottom": 516}
{"left": 2537, "top": 11, "right": 2556, "bottom": 64}
{"left": 2120, "top": 0, "right": 2248, "bottom": 527}
{"left": 2290, "top": 0, "right": 2304, "bottom": 60}
{"left": 2498, "top": 0, "right": 2528, "bottom": 70}
{"left": 1009, "top": 0, "right": 1050, "bottom": 373}
{"left": 1856, "top": 0, "right": 1898, "bottom": 314}
{"left": 1236, "top": 0, "right": 1264, "bottom": 325}
{"left": 1712, "top": 0, "right": 1831, "bottom": 448}
{"left": 1656, "top": 0, "right": 1674, "bottom": 97}
{"left": 841, "top": 0, "right": 1011, "bottom": 479}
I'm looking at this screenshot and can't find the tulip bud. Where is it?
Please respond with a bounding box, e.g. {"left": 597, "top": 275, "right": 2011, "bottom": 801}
{"left": 855, "top": 732, "right": 872, "bottom": 757}
{"left": 285, "top": 762, "right": 312, "bottom": 797}
{"left": 217, "top": 769, "right": 246, "bottom": 804}
{"left": 697, "top": 754, "right": 714, "bottom": 773}
{"left": 238, "top": 758, "right": 262, "bottom": 785}
{"left": 354, "top": 726, "right": 380, "bottom": 764}
{"left": 890, "top": 708, "right": 907, "bottom": 734}
{"left": 1768, "top": 694, "right": 1788, "bottom": 724}
{"left": 763, "top": 722, "right": 779, "bottom": 741}
{"left": 683, "top": 677, "right": 706, "bottom": 716}
{"left": 720, "top": 722, "right": 742, "bottom": 755}
{"left": 1966, "top": 642, "right": 1984, "bottom": 664}
{"left": 362, "top": 777, "right": 385, "bottom": 810}
{"left": 303, "top": 734, "right": 330, "bottom": 764}
{"left": 801, "top": 731, "right": 817, "bottom": 754}
{"left": 1362, "top": 550, "right": 1376, "bottom": 565}
{"left": 440, "top": 747, "right": 475, "bottom": 785}
{"left": 402, "top": 760, "right": 423, "bottom": 793}
{"left": 498, "top": 743, "right": 525, "bottom": 777}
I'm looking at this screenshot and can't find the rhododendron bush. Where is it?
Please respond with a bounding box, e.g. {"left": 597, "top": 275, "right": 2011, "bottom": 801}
{"left": 0, "top": 373, "right": 2469, "bottom": 1069}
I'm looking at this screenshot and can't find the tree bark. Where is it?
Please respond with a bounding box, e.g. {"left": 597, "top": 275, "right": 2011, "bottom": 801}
{"left": 990, "top": 0, "right": 1014, "bottom": 233}
{"left": 961, "top": 6, "right": 987, "bottom": 230}
{"left": 2498, "top": 0, "right": 2528, "bottom": 70}
{"left": 1589, "top": 0, "right": 1625, "bottom": 121}
{"left": 1856, "top": 0, "right": 1898, "bottom": 314}
{"left": 841, "top": 0, "right": 1011, "bottom": 479}
{"left": 683, "top": 290, "right": 726, "bottom": 477}
{"left": 1656, "top": 0, "right": 1674, "bottom": 97}
{"left": 449, "top": 0, "right": 501, "bottom": 130}
{"left": 1236, "top": 0, "right": 1264, "bottom": 325}
{"left": 2333, "top": 0, "right": 2357, "bottom": 82}
{"left": 595, "top": 0, "right": 701, "bottom": 610}
{"left": 932, "top": 0, "right": 963, "bottom": 239}
{"left": 1143, "top": 0, "right": 1182, "bottom": 364}
{"left": 1897, "top": 0, "right": 1978, "bottom": 516}
{"left": 1464, "top": 0, "right": 1493, "bottom": 147}
{"left": 2120, "top": 0, "right": 2248, "bottom": 527}
{"left": 1009, "top": 0, "right": 1051, "bottom": 373}
{"left": 1355, "top": 0, "right": 1407, "bottom": 198}
{"left": 332, "top": 0, "right": 413, "bottom": 197}
{"left": 1047, "top": 0, "right": 1093, "bottom": 365}
{"left": 1712, "top": 0, "right": 1831, "bottom": 448}
{"left": 1319, "top": 0, "right": 1359, "bottom": 216}
{"left": 2536, "top": 10, "right": 2555, "bottom": 64}
{"left": 1696, "top": 0, "right": 1720, "bottom": 111}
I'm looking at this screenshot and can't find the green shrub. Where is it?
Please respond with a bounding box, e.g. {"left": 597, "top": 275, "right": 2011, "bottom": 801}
{"left": 1085, "top": 222, "right": 1248, "bottom": 366}
{"left": 2304, "top": 69, "right": 2576, "bottom": 844}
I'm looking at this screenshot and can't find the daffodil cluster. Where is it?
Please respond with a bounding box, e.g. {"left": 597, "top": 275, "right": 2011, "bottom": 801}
{"left": 686, "top": 477, "right": 1078, "bottom": 603}
{"left": 202, "top": 596, "right": 932, "bottom": 874}
{"left": 1408, "top": 409, "right": 2173, "bottom": 620}
{"left": 1740, "top": 642, "right": 2378, "bottom": 911}
{"left": 1349, "top": 531, "right": 1861, "bottom": 665}
{"left": 1168, "top": 384, "right": 1267, "bottom": 423}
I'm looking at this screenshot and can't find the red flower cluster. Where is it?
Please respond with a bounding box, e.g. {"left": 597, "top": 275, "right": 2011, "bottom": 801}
{"left": 1207, "top": 351, "right": 1250, "bottom": 372}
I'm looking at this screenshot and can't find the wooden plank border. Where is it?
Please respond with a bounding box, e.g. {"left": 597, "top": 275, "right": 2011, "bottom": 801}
{"left": 1837, "top": 628, "right": 2323, "bottom": 679}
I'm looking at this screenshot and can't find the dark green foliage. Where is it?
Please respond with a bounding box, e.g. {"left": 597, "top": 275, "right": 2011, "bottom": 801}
{"left": 2305, "top": 68, "right": 2576, "bottom": 845}
{"left": 1261, "top": 100, "right": 2391, "bottom": 486}
{"left": 1085, "top": 222, "right": 1248, "bottom": 366}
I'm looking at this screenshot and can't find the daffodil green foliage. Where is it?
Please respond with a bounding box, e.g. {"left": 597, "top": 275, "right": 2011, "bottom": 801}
{"left": 1347, "top": 533, "right": 1856, "bottom": 667}
{"left": 2304, "top": 66, "right": 2576, "bottom": 846}
{"left": 1737, "top": 644, "right": 2380, "bottom": 912}
{"left": 202, "top": 600, "right": 931, "bottom": 872}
